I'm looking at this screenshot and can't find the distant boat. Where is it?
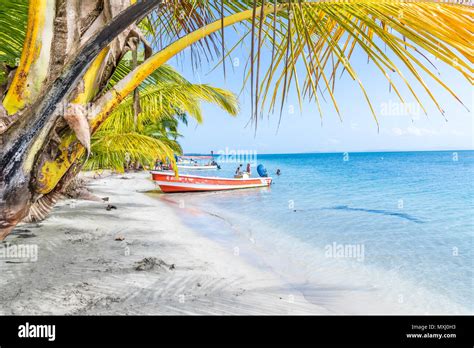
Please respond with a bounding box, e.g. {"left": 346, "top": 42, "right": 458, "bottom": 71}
{"left": 176, "top": 155, "right": 219, "bottom": 170}
{"left": 176, "top": 164, "right": 218, "bottom": 170}
{"left": 151, "top": 171, "right": 272, "bottom": 193}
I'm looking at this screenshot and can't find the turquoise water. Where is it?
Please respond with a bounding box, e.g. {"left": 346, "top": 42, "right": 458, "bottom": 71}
{"left": 163, "top": 151, "right": 473, "bottom": 313}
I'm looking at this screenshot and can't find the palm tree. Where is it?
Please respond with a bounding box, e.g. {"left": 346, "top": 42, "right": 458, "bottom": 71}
{"left": 0, "top": 0, "right": 471, "bottom": 239}
{"left": 84, "top": 63, "right": 238, "bottom": 173}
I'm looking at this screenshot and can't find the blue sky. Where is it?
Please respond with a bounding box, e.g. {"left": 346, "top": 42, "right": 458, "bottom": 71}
{"left": 168, "top": 26, "right": 472, "bottom": 154}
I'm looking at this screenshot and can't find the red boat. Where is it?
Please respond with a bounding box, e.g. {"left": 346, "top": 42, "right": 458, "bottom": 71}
{"left": 151, "top": 171, "right": 272, "bottom": 193}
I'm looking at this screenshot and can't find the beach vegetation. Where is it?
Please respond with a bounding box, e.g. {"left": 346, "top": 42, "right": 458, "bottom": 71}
{"left": 85, "top": 60, "right": 238, "bottom": 172}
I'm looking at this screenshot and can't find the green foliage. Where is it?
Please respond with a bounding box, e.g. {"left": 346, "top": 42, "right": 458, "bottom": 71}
{"left": 84, "top": 62, "right": 239, "bottom": 172}
{"left": 0, "top": 0, "right": 28, "bottom": 84}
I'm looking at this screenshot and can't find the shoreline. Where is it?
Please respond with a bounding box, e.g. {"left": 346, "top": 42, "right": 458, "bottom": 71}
{"left": 0, "top": 172, "right": 328, "bottom": 315}
{"left": 0, "top": 171, "right": 470, "bottom": 315}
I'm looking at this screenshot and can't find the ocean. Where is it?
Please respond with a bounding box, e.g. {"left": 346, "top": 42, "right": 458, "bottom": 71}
{"left": 162, "top": 151, "right": 474, "bottom": 314}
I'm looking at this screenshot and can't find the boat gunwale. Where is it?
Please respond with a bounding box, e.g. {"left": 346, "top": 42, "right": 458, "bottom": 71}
{"left": 153, "top": 181, "right": 270, "bottom": 191}
{"left": 150, "top": 171, "right": 272, "bottom": 182}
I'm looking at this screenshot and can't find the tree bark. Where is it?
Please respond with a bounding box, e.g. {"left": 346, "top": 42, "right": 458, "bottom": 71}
{"left": 0, "top": 0, "right": 163, "bottom": 239}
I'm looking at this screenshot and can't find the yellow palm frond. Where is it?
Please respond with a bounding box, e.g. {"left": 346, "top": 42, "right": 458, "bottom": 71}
{"left": 249, "top": 0, "right": 472, "bottom": 126}
{"left": 84, "top": 132, "right": 176, "bottom": 172}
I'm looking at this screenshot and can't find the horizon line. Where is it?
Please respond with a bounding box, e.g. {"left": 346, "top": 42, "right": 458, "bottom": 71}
{"left": 184, "top": 148, "right": 474, "bottom": 156}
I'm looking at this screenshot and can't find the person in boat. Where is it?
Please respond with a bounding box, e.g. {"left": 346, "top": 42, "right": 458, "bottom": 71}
{"left": 276, "top": 169, "right": 281, "bottom": 176}
{"left": 235, "top": 164, "right": 243, "bottom": 176}
{"left": 210, "top": 160, "right": 221, "bottom": 169}
{"left": 154, "top": 159, "right": 163, "bottom": 170}
{"left": 246, "top": 163, "right": 251, "bottom": 176}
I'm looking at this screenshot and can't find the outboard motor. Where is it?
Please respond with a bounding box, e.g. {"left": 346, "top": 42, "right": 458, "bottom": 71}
{"left": 257, "top": 164, "right": 268, "bottom": 177}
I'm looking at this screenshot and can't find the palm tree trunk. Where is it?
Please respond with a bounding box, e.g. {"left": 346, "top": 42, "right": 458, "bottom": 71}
{"left": 0, "top": 0, "right": 162, "bottom": 239}
{"left": 23, "top": 160, "right": 83, "bottom": 222}
{"left": 2, "top": 0, "right": 56, "bottom": 115}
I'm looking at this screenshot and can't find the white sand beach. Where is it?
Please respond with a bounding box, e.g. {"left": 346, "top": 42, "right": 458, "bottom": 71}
{"left": 0, "top": 172, "right": 329, "bottom": 315}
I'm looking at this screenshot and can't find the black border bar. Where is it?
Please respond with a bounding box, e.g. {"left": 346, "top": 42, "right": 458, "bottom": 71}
{"left": 0, "top": 315, "right": 472, "bottom": 346}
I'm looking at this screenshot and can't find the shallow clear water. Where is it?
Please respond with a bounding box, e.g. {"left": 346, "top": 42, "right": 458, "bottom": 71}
{"left": 162, "top": 151, "right": 473, "bottom": 313}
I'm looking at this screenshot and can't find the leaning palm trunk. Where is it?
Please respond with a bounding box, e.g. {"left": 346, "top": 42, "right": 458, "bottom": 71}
{"left": 0, "top": 0, "right": 472, "bottom": 240}
{"left": 0, "top": 0, "right": 162, "bottom": 238}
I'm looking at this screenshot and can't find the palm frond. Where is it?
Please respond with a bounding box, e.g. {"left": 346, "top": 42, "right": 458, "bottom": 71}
{"left": 86, "top": 61, "right": 238, "bottom": 171}
{"left": 84, "top": 132, "right": 177, "bottom": 172}
{"left": 144, "top": 1, "right": 471, "bottom": 127}
{"left": 0, "top": 0, "right": 28, "bottom": 84}
{"left": 105, "top": 58, "right": 188, "bottom": 92}
{"left": 101, "top": 65, "right": 238, "bottom": 135}
{"left": 250, "top": 1, "right": 472, "bottom": 125}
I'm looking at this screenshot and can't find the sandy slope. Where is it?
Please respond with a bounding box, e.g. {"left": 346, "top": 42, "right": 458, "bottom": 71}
{"left": 0, "top": 172, "right": 328, "bottom": 315}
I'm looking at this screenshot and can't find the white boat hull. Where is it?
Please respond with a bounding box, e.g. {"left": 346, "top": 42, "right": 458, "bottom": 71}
{"left": 176, "top": 164, "right": 218, "bottom": 170}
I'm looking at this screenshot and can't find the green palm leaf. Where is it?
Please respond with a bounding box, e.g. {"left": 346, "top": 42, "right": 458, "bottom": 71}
{"left": 85, "top": 62, "right": 238, "bottom": 172}
{"left": 84, "top": 132, "right": 177, "bottom": 172}
{"left": 0, "top": 0, "right": 28, "bottom": 84}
